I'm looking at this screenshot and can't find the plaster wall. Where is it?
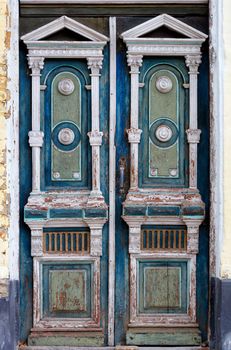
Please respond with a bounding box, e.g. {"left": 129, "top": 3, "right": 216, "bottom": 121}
{"left": 221, "top": 0, "right": 231, "bottom": 279}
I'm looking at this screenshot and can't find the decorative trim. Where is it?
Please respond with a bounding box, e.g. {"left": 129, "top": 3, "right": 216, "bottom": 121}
{"left": 121, "top": 14, "right": 208, "bottom": 40}
{"left": 58, "top": 78, "right": 75, "bottom": 95}
{"left": 127, "top": 128, "right": 142, "bottom": 144}
{"left": 21, "top": 15, "right": 109, "bottom": 42}
{"left": 156, "top": 76, "right": 173, "bottom": 93}
{"left": 186, "top": 129, "right": 201, "bottom": 143}
{"left": 28, "top": 131, "right": 44, "bottom": 147}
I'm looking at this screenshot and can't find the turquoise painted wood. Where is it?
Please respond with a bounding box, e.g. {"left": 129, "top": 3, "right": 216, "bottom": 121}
{"left": 19, "top": 13, "right": 209, "bottom": 347}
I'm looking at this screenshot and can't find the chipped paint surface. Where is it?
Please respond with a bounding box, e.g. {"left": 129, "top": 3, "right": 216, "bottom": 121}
{"left": 0, "top": 0, "right": 11, "bottom": 291}
{"left": 221, "top": 0, "right": 231, "bottom": 278}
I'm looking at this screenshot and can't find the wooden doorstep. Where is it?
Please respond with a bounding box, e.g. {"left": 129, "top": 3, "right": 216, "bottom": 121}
{"left": 20, "top": 347, "right": 209, "bottom": 350}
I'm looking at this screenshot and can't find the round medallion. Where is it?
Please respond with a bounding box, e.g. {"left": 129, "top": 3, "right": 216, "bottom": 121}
{"left": 52, "top": 122, "right": 81, "bottom": 152}
{"left": 58, "top": 78, "right": 75, "bottom": 96}
{"left": 58, "top": 128, "right": 75, "bottom": 145}
{"left": 156, "top": 76, "right": 173, "bottom": 94}
{"left": 155, "top": 125, "right": 173, "bottom": 142}
{"left": 149, "top": 119, "right": 178, "bottom": 148}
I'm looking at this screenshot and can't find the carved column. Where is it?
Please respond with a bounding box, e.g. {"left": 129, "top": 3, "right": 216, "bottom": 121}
{"left": 28, "top": 57, "right": 45, "bottom": 192}
{"left": 185, "top": 55, "right": 202, "bottom": 189}
{"left": 87, "top": 57, "right": 104, "bottom": 197}
{"left": 127, "top": 55, "right": 143, "bottom": 190}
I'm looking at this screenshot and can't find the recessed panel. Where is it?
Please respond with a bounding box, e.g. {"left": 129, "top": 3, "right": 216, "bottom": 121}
{"left": 49, "top": 269, "right": 87, "bottom": 313}
{"left": 138, "top": 260, "right": 188, "bottom": 314}
{"left": 42, "top": 261, "right": 92, "bottom": 318}
{"left": 139, "top": 59, "right": 189, "bottom": 187}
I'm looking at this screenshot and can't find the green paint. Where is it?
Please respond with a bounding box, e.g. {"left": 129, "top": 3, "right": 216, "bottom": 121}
{"left": 149, "top": 69, "right": 179, "bottom": 178}
{"left": 52, "top": 146, "right": 81, "bottom": 181}
{"left": 49, "top": 270, "right": 87, "bottom": 313}
{"left": 51, "top": 71, "right": 82, "bottom": 181}
{"left": 149, "top": 142, "right": 178, "bottom": 178}
{"left": 139, "top": 260, "right": 188, "bottom": 314}
{"left": 143, "top": 267, "right": 181, "bottom": 310}
{"left": 28, "top": 333, "right": 104, "bottom": 347}
{"left": 126, "top": 328, "right": 201, "bottom": 346}
{"left": 149, "top": 70, "right": 178, "bottom": 125}
{"left": 52, "top": 72, "right": 81, "bottom": 126}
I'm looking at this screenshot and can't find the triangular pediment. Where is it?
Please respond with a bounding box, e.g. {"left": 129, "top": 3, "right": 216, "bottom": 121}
{"left": 21, "top": 16, "right": 109, "bottom": 42}
{"left": 120, "top": 14, "right": 207, "bottom": 40}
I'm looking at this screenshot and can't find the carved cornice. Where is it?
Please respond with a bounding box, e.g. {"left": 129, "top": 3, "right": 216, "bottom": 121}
{"left": 186, "top": 129, "right": 201, "bottom": 143}
{"left": 127, "top": 54, "right": 143, "bottom": 73}
{"left": 28, "top": 131, "right": 44, "bottom": 147}
{"left": 28, "top": 56, "right": 44, "bottom": 75}
{"left": 185, "top": 54, "right": 202, "bottom": 73}
{"left": 87, "top": 57, "right": 104, "bottom": 76}
{"left": 127, "top": 128, "right": 142, "bottom": 143}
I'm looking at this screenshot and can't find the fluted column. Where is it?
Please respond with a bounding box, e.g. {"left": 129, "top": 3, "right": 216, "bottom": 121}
{"left": 87, "top": 57, "right": 104, "bottom": 197}
{"left": 28, "top": 57, "right": 44, "bottom": 192}
{"left": 127, "top": 54, "right": 143, "bottom": 190}
{"left": 185, "top": 55, "right": 202, "bottom": 189}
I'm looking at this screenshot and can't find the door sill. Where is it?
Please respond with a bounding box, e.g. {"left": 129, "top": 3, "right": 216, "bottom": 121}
{"left": 19, "top": 347, "right": 209, "bottom": 350}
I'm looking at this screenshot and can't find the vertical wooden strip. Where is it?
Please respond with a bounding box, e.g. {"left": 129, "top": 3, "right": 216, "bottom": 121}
{"left": 60, "top": 233, "right": 63, "bottom": 253}
{"left": 108, "top": 16, "right": 116, "bottom": 347}
{"left": 49, "top": 233, "right": 52, "bottom": 252}
{"left": 65, "top": 232, "right": 68, "bottom": 252}
{"left": 173, "top": 230, "right": 177, "bottom": 249}
{"left": 70, "top": 232, "right": 73, "bottom": 252}
{"left": 179, "top": 230, "right": 182, "bottom": 250}
{"left": 54, "top": 232, "right": 57, "bottom": 252}
{"left": 157, "top": 230, "right": 160, "bottom": 249}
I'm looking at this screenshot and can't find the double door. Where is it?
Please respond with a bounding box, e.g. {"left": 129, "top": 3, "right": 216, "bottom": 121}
{"left": 19, "top": 13, "right": 209, "bottom": 348}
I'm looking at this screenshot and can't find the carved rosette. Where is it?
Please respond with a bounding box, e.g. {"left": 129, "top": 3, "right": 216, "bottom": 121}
{"left": 28, "top": 131, "right": 44, "bottom": 147}
{"left": 87, "top": 131, "right": 103, "bottom": 146}
{"left": 28, "top": 56, "right": 45, "bottom": 76}
{"left": 58, "top": 78, "right": 75, "bottom": 95}
{"left": 186, "top": 129, "right": 201, "bottom": 143}
{"left": 127, "top": 54, "right": 143, "bottom": 74}
{"left": 185, "top": 55, "right": 202, "bottom": 74}
{"left": 127, "top": 128, "right": 142, "bottom": 143}
{"left": 156, "top": 76, "right": 173, "bottom": 93}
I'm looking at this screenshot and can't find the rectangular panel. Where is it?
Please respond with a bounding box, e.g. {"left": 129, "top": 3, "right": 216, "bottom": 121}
{"left": 49, "top": 269, "right": 87, "bottom": 312}
{"left": 42, "top": 261, "right": 92, "bottom": 318}
{"left": 138, "top": 260, "right": 188, "bottom": 314}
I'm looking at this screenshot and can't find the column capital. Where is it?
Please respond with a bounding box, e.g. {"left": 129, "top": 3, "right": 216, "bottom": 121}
{"left": 28, "top": 56, "right": 44, "bottom": 76}
{"left": 87, "top": 130, "right": 103, "bottom": 146}
{"left": 186, "top": 129, "right": 201, "bottom": 143}
{"left": 127, "top": 54, "right": 143, "bottom": 74}
{"left": 87, "top": 56, "right": 103, "bottom": 76}
{"left": 127, "top": 128, "right": 142, "bottom": 143}
{"left": 28, "top": 131, "right": 44, "bottom": 147}
{"left": 185, "top": 54, "right": 202, "bottom": 74}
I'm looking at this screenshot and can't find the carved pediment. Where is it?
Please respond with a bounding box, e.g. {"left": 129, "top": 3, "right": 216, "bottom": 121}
{"left": 120, "top": 14, "right": 207, "bottom": 40}
{"left": 21, "top": 15, "right": 109, "bottom": 42}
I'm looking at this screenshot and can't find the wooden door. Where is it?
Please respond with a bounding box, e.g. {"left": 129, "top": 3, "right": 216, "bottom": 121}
{"left": 19, "top": 11, "right": 209, "bottom": 348}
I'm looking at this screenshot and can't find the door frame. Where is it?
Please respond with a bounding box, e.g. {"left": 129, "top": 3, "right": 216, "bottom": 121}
{"left": 6, "top": 0, "right": 223, "bottom": 348}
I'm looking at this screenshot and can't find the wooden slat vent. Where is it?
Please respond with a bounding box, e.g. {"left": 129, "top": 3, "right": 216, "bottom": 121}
{"left": 141, "top": 227, "right": 187, "bottom": 251}
{"left": 43, "top": 231, "right": 90, "bottom": 254}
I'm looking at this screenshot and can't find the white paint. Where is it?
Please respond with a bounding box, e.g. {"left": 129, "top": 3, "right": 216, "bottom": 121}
{"left": 121, "top": 14, "right": 207, "bottom": 40}
{"left": 21, "top": 15, "right": 109, "bottom": 42}
{"left": 209, "top": 0, "right": 224, "bottom": 278}
{"left": 108, "top": 16, "right": 116, "bottom": 347}
{"left": 7, "top": 0, "right": 19, "bottom": 282}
